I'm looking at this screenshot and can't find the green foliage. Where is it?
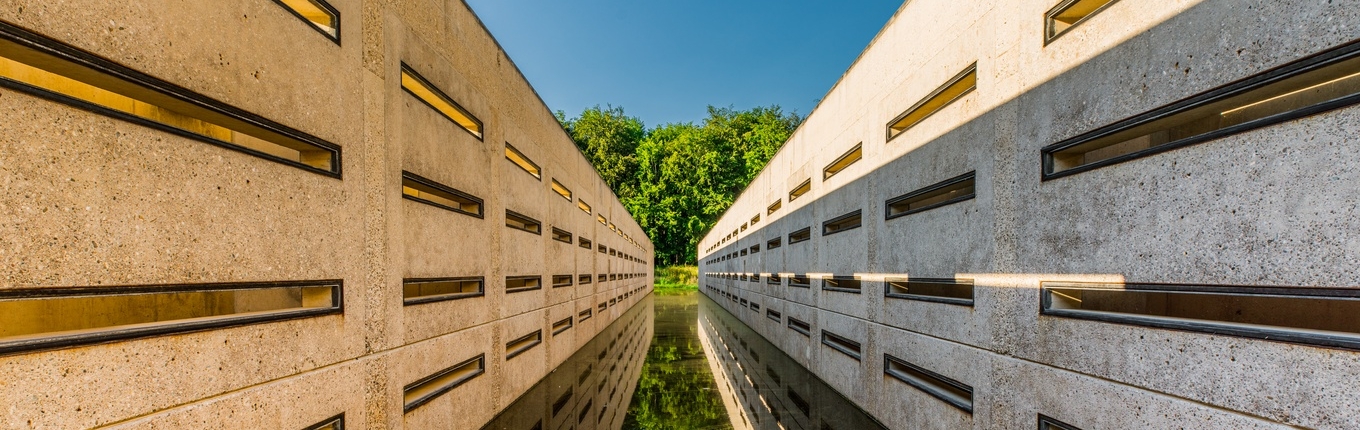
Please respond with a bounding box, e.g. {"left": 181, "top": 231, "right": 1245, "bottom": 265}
{"left": 653, "top": 266, "right": 698, "bottom": 295}
{"left": 560, "top": 105, "right": 800, "bottom": 265}
{"left": 624, "top": 294, "right": 732, "bottom": 430}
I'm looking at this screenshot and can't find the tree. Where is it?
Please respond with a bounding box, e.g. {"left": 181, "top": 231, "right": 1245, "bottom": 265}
{"left": 559, "top": 105, "right": 647, "bottom": 202}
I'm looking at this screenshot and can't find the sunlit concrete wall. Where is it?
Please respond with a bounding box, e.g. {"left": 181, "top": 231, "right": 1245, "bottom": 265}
{"left": 0, "top": 0, "right": 653, "bottom": 429}
{"left": 699, "top": 0, "right": 1360, "bottom": 429}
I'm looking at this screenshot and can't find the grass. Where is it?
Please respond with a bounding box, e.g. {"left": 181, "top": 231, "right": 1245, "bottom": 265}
{"left": 653, "top": 265, "right": 698, "bottom": 295}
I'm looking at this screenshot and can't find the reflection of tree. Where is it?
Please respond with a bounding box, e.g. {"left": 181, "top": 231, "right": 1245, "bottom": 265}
{"left": 624, "top": 295, "right": 733, "bottom": 430}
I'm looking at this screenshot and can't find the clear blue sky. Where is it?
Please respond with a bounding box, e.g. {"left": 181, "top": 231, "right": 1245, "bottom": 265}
{"left": 465, "top": 0, "right": 905, "bottom": 127}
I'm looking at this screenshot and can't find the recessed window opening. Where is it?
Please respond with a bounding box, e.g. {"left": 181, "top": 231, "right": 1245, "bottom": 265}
{"left": 579, "top": 274, "right": 593, "bottom": 285}
{"left": 789, "top": 227, "right": 812, "bottom": 244}
{"left": 552, "top": 275, "right": 574, "bottom": 288}
{"left": 403, "top": 277, "right": 483, "bottom": 305}
{"left": 1042, "top": 282, "right": 1360, "bottom": 350}
{"left": 886, "top": 278, "right": 975, "bottom": 306}
{"left": 751, "top": 214, "right": 761, "bottom": 226}
{"left": 767, "top": 237, "right": 782, "bottom": 250}
{"left": 741, "top": 223, "right": 748, "bottom": 232}
{"left": 768, "top": 274, "right": 782, "bottom": 285}
{"left": 0, "top": 24, "right": 342, "bottom": 175}
{"left": 578, "top": 400, "right": 593, "bottom": 424}
{"left": 1039, "top": 415, "right": 1084, "bottom": 430}
{"left": 1045, "top": 0, "right": 1120, "bottom": 43}
{"left": 552, "top": 317, "right": 574, "bottom": 336}
{"left": 578, "top": 200, "right": 592, "bottom": 214}
{"left": 598, "top": 302, "right": 607, "bottom": 312}
{"left": 884, "top": 354, "right": 973, "bottom": 413}
{"left": 0, "top": 281, "right": 340, "bottom": 356}
{"left": 821, "top": 330, "right": 862, "bottom": 360}
{"left": 551, "top": 388, "right": 573, "bottom": 417}
{"left": 401, "top": 171, "right": 483, "bottom": 217}
{"left": 403, "top": 354, "right": 485, "bottom": 412}
{"left": 767, "top": 309, "right": 782, "bottom": 321}
{"left": 749, "top": 245, "right": 760, "bottom": 254}
{"left": 789, "top": 180, "right": 812, "bottom": 202}
{"left": 768, "top": 200, "right": 782, "bottom": 215}
{"left": 790, "top": 275, "right": 811, "bottom": 288}
{"left": 400, "top": 64, "right": 482, "bottom": 139}
{"left": 886, "top": 171, "right": 976, "bottom": 220}
{"left": 787, "top": 317, "right": 811, "bottom": 336}
{"left": 1044, "top": 43, "right": 1360, "bottom": 178}
{"left": 579, "top": 237, "right": 592, "bottom": 249}
{"left": 272, "top": 0, "right": 340, "bottom": 41}
{"left": 506, "top": 330, "right": 542, "bottom": 360}
{"left": 598, "top": 244, "right": 607, "bottom": 254}
{"left": 740, "top": 249, "right": 748, "bottom": 257}
{"left": 822, "top": 210, "right": 863, "bottom": 236}
{"left": 549, "top": 227, "right": 574, "bottom": 244}
{"left": 550, "top": 179, "right": 572, "bottom": 201}
{"left": 598, "top": 274, "right": 608, "bottom": 283}
{"left": 750, "top": 302, "right": 761, "bottom": 311}
{"left": 823, "top": 143, "right": 863, "bottom": 180}
{"left": 578, "top": 308, "right": 593, "bottom": 322}
{"left": 888, "top": 63, "right": 977, "bottom": 140}
{"left": 598, "top": 215, "right": 608, "bottom": 226}
{"left": 505, "top": 210, "right": 542, "bottom": 235}
{"left": 505, "top": 276, "right": 541, "bottom": 294}
{"left": 302, "top": 414, "right": 345, "bottom": 430}
{"left": 502, "top": 143, "right": 542, "bottom": 179}
{"left": 823, "top": 276, "right": 863, "bottom": 294}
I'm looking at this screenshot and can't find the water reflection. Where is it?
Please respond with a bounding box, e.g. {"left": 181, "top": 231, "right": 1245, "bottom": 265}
{"left": 623, "top": 294, "right": 732, "bottom": 429}
{"left": 698, "top": 294, "right": 888, "bottom": 430}
{"left": 482, "top": 297, "right": 653, "bottom": 430}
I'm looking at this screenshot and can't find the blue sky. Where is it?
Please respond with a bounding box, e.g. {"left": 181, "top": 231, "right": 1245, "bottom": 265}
{"left": 465, "top": 0, "right": 905, "bottom": 127}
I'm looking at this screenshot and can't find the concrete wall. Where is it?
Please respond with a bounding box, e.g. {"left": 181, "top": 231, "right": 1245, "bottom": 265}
{"left": 0, "top": 0, "right": 652, "bottom": 428}
{"left": 699, "top": 0, "right": 1360, "bottom": 429}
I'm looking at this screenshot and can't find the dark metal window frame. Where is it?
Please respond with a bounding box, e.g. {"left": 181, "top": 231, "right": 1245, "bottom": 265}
{"left": 789, "top": 275, "right": 812, "bottom": 289}
{"left": 788, "top": 227, "right": 812, "bottom": 244}
{"left": 766, "top": 237, "right": 782, "bottom": 250}
{"left": 885, "top": 171, "right": 976, "bottom": 220}
{"left": 578, "top": 308, "right": 593, "bottom": 322}
{"left": 270, "top": 0, "right": 342, "bottom": 44}
{"left": 401, "top": 171, "right": 484, "bottom": 218}
{"left": 505, "top": 330, "right": 543, "bottom": 360}
{"left": 767, "top": 309, "right": 782, "bottom": 322}
{"left": 1039, "top": 414, "right": 1084, "bottom": 430}
{"left": 822, "top": 276, "right": 863, "bottom": 294}
{"left": 0, "top": 21, "right": 343, "bottom": 178}
{"left": 402, "top": 276, "right": 484, "bottom": 306}
{"left": 552, "top": 317, "right": 574, "bottom": 336}
{"left": 787, "top": 317, "right": 811, "bottom": 336}
{"left": 551, "top": 275, "right": 574, "bottom": 288}
{"left": 551, "top": 226, "right": 574, "bottom": 244}
{"left": 820, "top": 330, "right": 863, "bottom": 361}
{"left": 884, "top": 353, "right": 974, "bottom": 413}
{"left": 1041, "top": 39, "right": 1360, "bottom": 180}
{"left": 505, "top": 275, "right": 542, "bottom": 294}
{"left": 403, "top": 354, "right": 485, "bottom": 412}
{"left": 400, "top": 62, "right": 484, "bottom": 141}
{"left": 823, "top": 142, "right": 864, "bottom": 180}
{"left": 886, "top": 63, "right": 978, "bottom": 142}
{"left": 822, "top": 209, "right": 863, "bottom": 236}
{"left": 1043, "top": 0, "right": 1121, "bottom": 45}
{"left": 884, "top": 277, "right": 975, "bottom": 307}
{"left": 302, "top": 413, "right": 346, "bottom": 430}
{"left": 788, "top": 179, "right": 812, "bottom": 202}
{"left": 505, "top": 209, "right": 542, "bottom": 235}
{"left": 1040, "top": 281, "right": 1360, "bottom": 350}
{"left": 0, "top": 280, "right": 342, "bottom": 357}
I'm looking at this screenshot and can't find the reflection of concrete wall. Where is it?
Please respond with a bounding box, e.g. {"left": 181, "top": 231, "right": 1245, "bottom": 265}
{"left": 0, "top": 1, "right": 653, "bottom": 428}
{"left": 698, "top": 0, "right": 1360, "bottom": 429}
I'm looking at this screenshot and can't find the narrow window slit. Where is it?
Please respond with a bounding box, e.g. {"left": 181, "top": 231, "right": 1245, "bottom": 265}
{"left": 504, "top": 143, "right": 540, "bottom": 178}
{"left": 272, "top": 0, "right": 340, "bottom": 41}
{"left": 403, "top": 277, "right": 483, "bottom": 305}
{"left": 400, "top": 64, "right": 482, "bottom": 139}
{"left": 789, "top": 180, "right": 812, "bottom": 202}
{"left": 823, "top": 276, "right": 863, "bottom": 294}
{"left": 884, "top": 354, "right": 974, "bottom": 413}
{"left": 886, "top": 277, "right": 975, "bottom": 306}
{"left": 402, "top": 171, "right": 483, "bottom": 217}
{"left": 551, "top": 227, "right": 573, "bottom": 244}
{"left": 505, "top": 276, "right": 541, "bottom": 294}
{"left": 823, "top": 143, "right": 863, "bottom": 180}
{"left": 821, "top": 330, "right": 862, "bottom": 360}
{"left": 888, "top": 63, "right": 977, "bottom": 140}
{"left": 302, "top": 414, "right": 345, "bottom": 430}
{"left": 551, "top": 388, "right": 573, "bottom": 417}
{"left": 789, "top": 227, "right": 812, "bottom": 244}
{"left": 505, "top": 330, "right": 542, "bottom": 360}
{"left": 822, "top": 210, "right": 863, "bottom": 236}
{"left": 767, "top": 237, "right": 782, "bottom": 250}
{"left": 886, "top": 171, "right": 976, "bottom": 220}
{"left": 1039, "top": 415, "right": 1084, "bottom": 430}
{"left": 768, "top": 274, "right": 782, "bottom": 285}
{"left": 505, "top": 210, "right": 541, "bottom": 235}
{"left": 578, "top": 200, "right": 592, "bottom": 214}
{"left": 550, "top": 179, "right": 572, "bottom": 201}
{"left": 578, "top": 308, "right": 593, "bottom": 322}
{"left": 552, "top": 317, "right": 574, "bottom": 336}
{"left": 578, "top": 274, "right": 593, "bottom": 285}
{"left": 551, "top": 275, "right": 574, "bottom": 288}
{"left": 767, "top": 309, "right": 782, "bottom": 322}
{"left": 1045, "top": 0, "right": 1120, "bottom": 43}
{"left": 790, "top": 275, "right": 811, "bottom": 289}
{"left": 403, "top": 354, "right": 485, "bottom": 412}
{"left": 787, "top": 317, "right": 811, "bottom": 336}
{"left": 579, "top": 237, "right": 592, "bottom": 250}
{"left": 789, "top": 389, "right": 811, "bottom": 417}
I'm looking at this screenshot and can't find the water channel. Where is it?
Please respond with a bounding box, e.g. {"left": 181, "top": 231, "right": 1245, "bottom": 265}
{"left": 482, "top": 292, "right": 886, "bottom": 430}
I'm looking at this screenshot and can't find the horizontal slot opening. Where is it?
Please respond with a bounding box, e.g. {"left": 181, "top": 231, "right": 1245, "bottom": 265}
{"left": 598, "top": 274, "right": 608, "bottom": 283}
{"left": 789, "top": 275, "right": 811, "bottom": 288}
{"left": 598, "top": 302, "right": 607, "bottom": 312}
{"left": 0, "top": 24, "right": 342, "bottom": 175}
{"left": 751, "top": 214, "right": 761, "bottom": 226}
{"left": 886, "top": 171, "right": 976, "bottom": 220}
{"left": 579, "top": 237, "right": 592, "bottom": 249}
{"left": 551, "top": 275, "right": 574, "bottom": 288}
{"left": 823, "top": 143, "right": 863, "bottom": 180}
{"left": 403, "top": 277, "right": 483, "bottom": 305}
{"left": 506, "top": 330, "right": 542, "bottom": 360}
{"left": 505, "top": 210, "right": 542, "bottom": 235}
{"left": 750, "top": 302, "right": 761, "bottom": 311}
{"left": 551, "top": 388, "right": 573, "bottom": 417}
{"left": 886, "top": 277, "right": 975, "bottom": 306}
{"left": 597, "top": 215, "right": 607, "bottom": 226}
{"left": 551, "top": 227, "right": 573, "bottom": 244}
{"left": 884, "top": 354, "right": 974, "bottom": 413}
{"left": 789, "top": 389, "right": 810, "bottom": 417}
{"left": 1045, "top": 0, "right": 1119, "bottom": 42}
{"left": 767, "top": 309, "right": 781, "bottom": 321}
{"left": 789, "top": 179, "right": 812, "bottom": 202}
{"left": 552, "top": 317, "right": 574, "bottom": 336}
{"left": 578, "top": 200, "right": 592, "bottom": 214}
{"left": 823, "top": 276, "right": 863, "bottom": 294}
{"left": 1042, "top": 282, "right": 1360, "bottom": 350}
{"left": 400, "top": 64, "right": 482, "bottom": 139}
{"left": 1043, "top": 42, "right": 1360, "bottom": 178}
{"left": 768, "top": 199, "right": 782, "bottom": 215}
{"left": 767, "top": 274, "right": 782, "bottom": 285}
{"left": 787, "top": 317, "right": 811, "bottom": 336}
{"left": 301, "top": 414, "right": 344, "bottom": 430}
{"left": 578, "top": 308, "right": 593, "bottom": 322}
{"left": 821, "top": 330, "right": 862, "bottom": 360}
{"left": 767, "top": 237, "right": 782, "bottom": 250}
{"left": 0, "top": 281, "right": 341, "bottom": 356}
{"left": 740, "top": 298, "right": 749, "bottom": 307}
{"left": 598, "top": 244, "right": 607, "bottom": 254}
{"left": 741, "top": 223, "right": 748, "bottom": 232}
{"left": 822, "top": 210, "right": 863, "bottom": 236}
{"left": 888, "top": 63, "right": 977, "bottom": 140}
{"left": 578, "top": 399, "right": 592, "bottom": 424}
{"left": 740, "top": 249, "right": 748, "bottom": 256}
{"left": 505, "top": 276, "right": 541, "bottom": 294}
{"left": 402, "top": 171, "right": 484, "bottom": 217}
{"left": 403, "top": 354, "right": 485, "bottom": 412}
{"left": 550, "top": 179, "right": 572, "bottom": 201}
{"left": 579, "top": 274, "right": 593, "bottom": 285}
{"left": 749, "top": 245, "right": 760, "bottom": 254}
{"left": 274, "top": 0, "right": 340, "bottom": 40}
{"left": 1039, "top": 415, "right": 1084, "bottom": 430}
{"left": 789, "top": 227, "right": 812, "bottom": 244}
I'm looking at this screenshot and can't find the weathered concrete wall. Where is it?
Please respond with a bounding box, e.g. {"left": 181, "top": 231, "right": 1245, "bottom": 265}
{"left": 0, "top": 0, "right": 652, "bottom": 428}
{"left": 700, "top": 0, "right": 1360, "bottom": 429}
